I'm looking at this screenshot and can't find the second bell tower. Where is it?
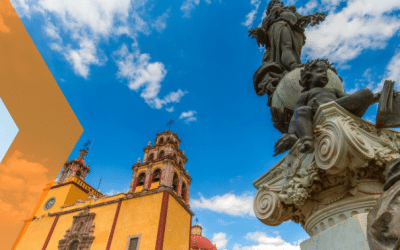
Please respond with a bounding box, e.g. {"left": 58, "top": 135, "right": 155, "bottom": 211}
{"left": 128, "top": 130, "right": 191, "bottom": 206}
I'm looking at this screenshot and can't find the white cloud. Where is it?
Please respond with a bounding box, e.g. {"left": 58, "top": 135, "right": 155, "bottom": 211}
{"left": 44, "top": 22, "right": 62, "bottom": 41}
{"left": 166, "top": 107, "right": 174, "bottom": 112}
{"left": 151, "top": 10, "right": 169, "bottom": 33}
{"left": 212, "top": 232, "right": 228, "bottom": 249}
{"left": 375, "top": 50, "right": 400, "bottom": 91}
{"left": 284, "top": 0, "right": 298, "bottom": 6}
{"left": 181, "top": 0, "right": 201, "bottom": 17}
{"left": 114, "top": 43, "right": 187, "bottom": 109}
{"left": 234, "top": 232, "right": 301, "bottom": 250}
{"left": 297, "top": 0, "right": 318, "bottom": 15}
{"left": 191, "top": 192, "right": 254, "bottom": 216}
{"left": 303, "top": 0, "right": 400, "bottom": 67}
{"left": 11, "top": 0, "right": 168, "bottom": 79}
{"left": 242, "top": 0, "right": 261, "bottom": 28}
{"left": 179, "top": 110, "right": 197, "bottom": 124}
{"left": 65, "top": 38, "right": 107, "bottom": 79}
{"left": 104, "top": 188, "right": 128, "bottom": 196}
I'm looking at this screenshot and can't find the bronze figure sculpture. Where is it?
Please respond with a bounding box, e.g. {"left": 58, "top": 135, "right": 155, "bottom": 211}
{"left": 249, "top": 2, "right": 400, "bottom": 249}
{"left": 276, "top": 59, "right": 380, "bottom": 154}
{"left": 249, "top": 0, "right": 326, "bottom": 106}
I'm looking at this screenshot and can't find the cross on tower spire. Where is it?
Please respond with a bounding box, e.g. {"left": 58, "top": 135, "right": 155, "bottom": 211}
{"left": 166, "top": 119, "right": 174, "bottom": 130}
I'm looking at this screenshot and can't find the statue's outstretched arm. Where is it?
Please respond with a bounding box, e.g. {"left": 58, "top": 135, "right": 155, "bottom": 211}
{"left": 297, "top": 12, "right": 327, "bottom": 28}
{"left": 248, "top": 27, "right": 269, "bottom": 47}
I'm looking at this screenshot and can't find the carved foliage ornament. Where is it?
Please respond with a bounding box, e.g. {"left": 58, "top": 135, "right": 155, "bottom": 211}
{"left": 58, "top": 209, "right": 96, "bottom": 250}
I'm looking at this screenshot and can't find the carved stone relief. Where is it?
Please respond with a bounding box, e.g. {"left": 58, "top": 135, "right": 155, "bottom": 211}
{"left": 253, "top": 102, "right": 400, "bottom": 236}
{"left": 58, "top": 209, "right": 95, "bottom": 250}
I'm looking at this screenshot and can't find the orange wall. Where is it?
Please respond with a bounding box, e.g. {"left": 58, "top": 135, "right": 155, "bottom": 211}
{"left": 164, "top": 194, "right": 191, "bottom": 250}
{"left": 110, "top": 192, "right": 163, "bottom": 250}
{"left": 14, "top": 184, "right": 191, "bottom": 250}
{"left": 14, "top": 215, "right": 55, "bottom": 250}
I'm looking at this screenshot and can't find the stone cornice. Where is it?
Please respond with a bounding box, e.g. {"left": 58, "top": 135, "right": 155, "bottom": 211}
{"left": 132, "top": 157, "right": 192, "bottom": 182}
{"left": 52, "top": 177, "right": 102, "bottom": 198}
{"left": 143, "top": 141, "right": 188, "bottom": 162}
{"left": 65, "top": 159, "right": 90, "bottom": 172}
{"left": 156, "top": 130, "right": 181, "bottom": 143}
{"left": 48, "top": 187, "right": 193, "bottom": 217}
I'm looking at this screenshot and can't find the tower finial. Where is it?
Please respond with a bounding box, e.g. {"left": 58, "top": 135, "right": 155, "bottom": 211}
{"left": 166, "top": 119, "right": 175, "bottom": 130}
{"left": 137, "top": 157, "right": 141, "bottom": 164}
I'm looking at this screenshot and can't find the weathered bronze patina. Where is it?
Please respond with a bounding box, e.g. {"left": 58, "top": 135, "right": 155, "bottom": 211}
{"left": 274, "top": 59, "right": 380, "bottom": 155}
{"left": 249, "top": 0, "right": 326, "bottom": 107}
{"left": 367, "top": 157, "right": 400, "bottom": 250}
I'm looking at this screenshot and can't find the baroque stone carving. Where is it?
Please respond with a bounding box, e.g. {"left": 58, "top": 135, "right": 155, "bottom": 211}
{"left": 58, "top": 209, "right": 96, "bottom": 250}
{"left": 253, "top": 102, "right": 400, "bottom": 236}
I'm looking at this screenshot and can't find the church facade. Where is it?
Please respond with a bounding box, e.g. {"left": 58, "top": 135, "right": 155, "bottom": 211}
{"left": 13, "top": 130, "right": 195, "bottom": 250}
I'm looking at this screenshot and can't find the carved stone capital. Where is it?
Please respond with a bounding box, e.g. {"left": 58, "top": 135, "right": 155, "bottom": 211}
{"left": 253, "top": 102, "right": 400, "bottom": 236}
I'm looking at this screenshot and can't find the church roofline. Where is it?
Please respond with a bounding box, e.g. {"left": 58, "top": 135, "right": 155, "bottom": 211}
{"left": 51, "top": 176, "right": 102, "bottom": 197}
{"left": 48, "top": 186, "right": 193, "bottom": 217}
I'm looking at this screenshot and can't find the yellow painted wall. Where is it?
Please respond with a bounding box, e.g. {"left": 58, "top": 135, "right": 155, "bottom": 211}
{"left": 110, "top": 192, "right": 163, "bottom": 250}
{"left": 134, "top": 185, "right": 144, "bottom": 193}
{"left": 151, "top": 163, "right": 162, "bottom": 170}
{"left": 35, "top": 185, "right": 74, "bottom": 217}
{"left": 43, "top": 210, "right": 80, "bottom": 250}
{"left": 44, "top": 202, "right": 120, "bottom": 250}
{"left": 89, "top": 203, "right": 120, "bottom": 249}
{"left": 63, "top": 184, "right": 89, "bottom": 206}
{"left": 164, "top": 194, "right": 191, "bottom": 250}
{"left": 14, "top": 215, "right": 55, "bottom": 250}
{"left": 150, "top": 181, "right": 160, "bottom": 190}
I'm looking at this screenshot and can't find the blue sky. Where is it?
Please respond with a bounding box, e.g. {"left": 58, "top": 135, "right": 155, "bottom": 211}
{"left": 9, "top": 0, "right": 400, "bottom": 249}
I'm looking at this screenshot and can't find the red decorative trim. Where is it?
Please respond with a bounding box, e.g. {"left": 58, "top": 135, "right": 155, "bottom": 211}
{"left": 147, "top": 173, "right": 153, "bottom": 189}
{"left": 188, "top": 215, "right": 192, "bottom": 250}
{"left": 155, "top": 192, "right": 169, "bottom": 250}
{"left": 132, "top": 178, "right": 138, "bottom": 193}
{"left": 42, "top": 215, "right": 59, "bottom": 250}
{"left": 106, "top": 200, "right": 122, "bottom": 250}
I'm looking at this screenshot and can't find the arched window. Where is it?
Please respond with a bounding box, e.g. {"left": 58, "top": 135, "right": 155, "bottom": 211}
{"left": 137, "top": 172, "right": 146, "bottom": 186}
{"left": 148, "top": 153, "right": 154, "bottom": 161}
{"left": 181, "top": 182, "right": 187, "bottom": 202}
{"left": 153, "top": 169, "right": 161, "bottom": 182}
{"left": 172, "top": 173, "right": 179, "bottom": 192}
{"left": 159, "top": 137, "right": 164, "bottom": 144}
{"left": 160, "top": 151, "right": 165, "bottom": 157}
{"left": 69, "top": 241, "right": 79, "bottom": 250}
{"left": 76, "top": 170, "right": 81, "bottom": 177}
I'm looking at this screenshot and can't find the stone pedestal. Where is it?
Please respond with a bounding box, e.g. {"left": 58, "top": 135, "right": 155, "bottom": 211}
{"left": 253, "top": 102, "right": 400, "bottom": 237}
{"left": 300, "top": 213, "right": 369, "bottom": 250}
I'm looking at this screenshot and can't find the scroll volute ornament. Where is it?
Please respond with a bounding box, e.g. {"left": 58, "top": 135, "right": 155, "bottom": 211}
{"left": 58, "top": 210, "right": 96, "bottom": 250}
{"left": 254, "top": 185, "right": 284, "bottom": 226}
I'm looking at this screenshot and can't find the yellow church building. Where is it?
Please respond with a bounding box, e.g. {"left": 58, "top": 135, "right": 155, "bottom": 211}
{"left": 13, "top": 130, "right": 202, "bottom": 250}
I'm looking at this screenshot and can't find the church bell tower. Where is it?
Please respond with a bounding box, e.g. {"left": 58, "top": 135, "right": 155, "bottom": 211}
{"left": 57, "top": 149, "right": 90, "bottom": 184}
{"left": 128, "top": 130, "right": 191, "bottom": 205}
